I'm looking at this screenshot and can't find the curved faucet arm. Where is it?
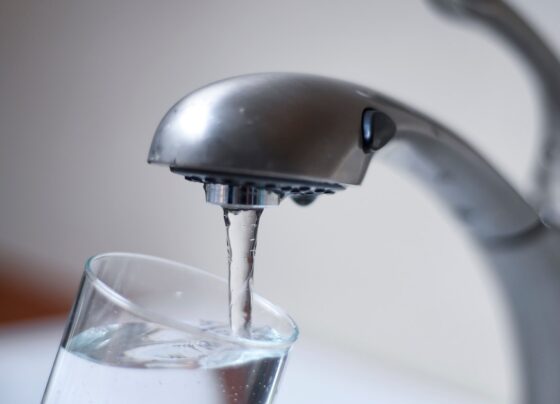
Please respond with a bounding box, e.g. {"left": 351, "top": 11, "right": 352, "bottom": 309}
{"left": 378, "top": 97, "right": 560, "bottom": 403}
{"left": 374, "top": 97, "right": 541, "bottom": 240}
{"left": 428, "top": 0, "right": 560, "bottom": 225}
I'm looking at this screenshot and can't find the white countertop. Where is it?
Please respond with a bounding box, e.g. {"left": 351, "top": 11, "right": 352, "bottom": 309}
{"left": 0, "top": 318, "right": 494, "bottom": 404}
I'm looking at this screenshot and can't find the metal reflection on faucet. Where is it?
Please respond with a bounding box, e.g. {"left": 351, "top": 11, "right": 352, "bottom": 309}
{"left": 176, "top": 101, "right": 212, "bottom": 141}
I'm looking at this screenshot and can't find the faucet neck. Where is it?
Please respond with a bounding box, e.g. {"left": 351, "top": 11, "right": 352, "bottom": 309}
{"left": 376, "top": 99, "right": 540, "bottom": 240}
{"left": 430, "top": 0, "right": 560, "bottom": 225}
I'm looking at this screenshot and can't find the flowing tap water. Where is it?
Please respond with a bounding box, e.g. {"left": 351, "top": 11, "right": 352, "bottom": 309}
{"left": 223, "top": 208, "right": 263, "bottom": 338}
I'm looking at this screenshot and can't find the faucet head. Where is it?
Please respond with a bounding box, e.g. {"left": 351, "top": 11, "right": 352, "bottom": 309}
{"left": 148, "top": 73, "right": 396, "bottom": 208}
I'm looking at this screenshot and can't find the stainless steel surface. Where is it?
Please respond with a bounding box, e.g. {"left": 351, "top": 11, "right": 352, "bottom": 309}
{"left": 148, "top": 2, "right": 560, "bottom": 403}
{"left": 149, "top": 73, "right": 537, "bottom": 238}
{"left": 481, "top": 225, "right": 560, "bottom": 404}
{"left": 204, "top": 183, "right": 281, "bottom": 209}
{"left": 429, "top": 0, "right": 560, "bottom": 225}
{"left": 148, "top": 74, "right": 375, "bottom": 187}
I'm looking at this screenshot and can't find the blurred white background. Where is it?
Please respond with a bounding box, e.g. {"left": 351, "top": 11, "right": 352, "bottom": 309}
{"left": 1, "top": 0, "right": 559, "bottom": 402}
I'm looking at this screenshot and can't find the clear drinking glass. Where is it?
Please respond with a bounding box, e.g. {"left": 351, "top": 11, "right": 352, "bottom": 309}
{"left": 42, "top": 253, "right": 298, "bottom": 404}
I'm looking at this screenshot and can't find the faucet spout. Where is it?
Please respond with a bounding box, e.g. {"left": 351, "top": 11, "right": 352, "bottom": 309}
{"left": 148, "top": 73, "right": 538, "bottom": 238}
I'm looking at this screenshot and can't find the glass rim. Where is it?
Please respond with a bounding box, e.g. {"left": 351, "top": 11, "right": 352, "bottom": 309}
{"left": 84, "top": 252, "right": 299, "bottom": 350}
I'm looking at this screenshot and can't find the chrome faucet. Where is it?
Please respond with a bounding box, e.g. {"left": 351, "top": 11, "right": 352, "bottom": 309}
{"left": 148, "top": 1, "right": 560, "bottom": 402}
